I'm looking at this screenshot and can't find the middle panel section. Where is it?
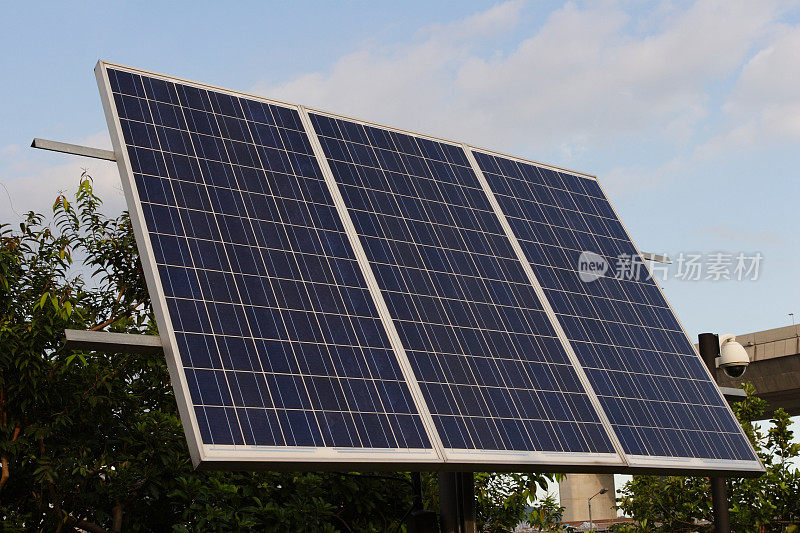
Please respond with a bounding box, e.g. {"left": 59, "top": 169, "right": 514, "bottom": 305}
{"left": 308, "top": 111, "right": 616, "bottom": 463}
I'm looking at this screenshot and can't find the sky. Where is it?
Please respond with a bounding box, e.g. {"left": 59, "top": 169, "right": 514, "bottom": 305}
{"left": 2, "top": 0, "right": 799, "bottom": 501}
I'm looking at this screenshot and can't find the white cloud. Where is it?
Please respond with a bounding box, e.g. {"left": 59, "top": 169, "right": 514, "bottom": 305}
{"left": 0, "top": 144, "right": 21, "bottom": 157}
{"left": 721, "top": 22, "right": 800, "bottom": 142}
{"left": 671, "top": 15, "right": 800, "bottom": 163}
{"left": 257, "top": 0, "right": 788, "bottom": 164}
{"left": 602, "top": 156, "right": 685, "bottom": 196}
{"left": 420, "top": 0, "right": 528, "bottom": 42}
{"left": 257, "top": 1, "right": 528, "bottom": 147}
{"left": 700, "top": 225, "right": 788, "bottom": 246}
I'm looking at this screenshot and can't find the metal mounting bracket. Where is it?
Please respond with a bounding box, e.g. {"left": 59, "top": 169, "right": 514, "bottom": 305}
{"left": 31, "top": 138, "right": 117, "bottom": 162}
{"left": 64, "top": 329, "right": 163, "bottom": 355}
{"left": 640, "top": 251, "right": 671, "bottom": 264}
{"left": 718, "top": 386, "right": 747, "bottom": 403}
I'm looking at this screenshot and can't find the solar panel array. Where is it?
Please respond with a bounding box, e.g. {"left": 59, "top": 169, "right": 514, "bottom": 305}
{"left": 97, "top": 61, "right": 761, "bottom": 473}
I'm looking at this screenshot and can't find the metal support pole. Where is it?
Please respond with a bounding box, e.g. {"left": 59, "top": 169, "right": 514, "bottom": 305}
{"left": 640, "top": 251, "right": 671, "bottom": 264}
{"left": 588, "top": 498, "right": 593, "bottom": 531}
{"left": 698, "top": 333, "right": 720, "bottom": 379}
{"left": 407, "top": 472, "right": 438, "bottom": 533}
{"left": 31, "top": 138, "right": 117, "bottom": 161}
{"left": 710, "top": 477, "right": 731, "bottom": 533}
{"left": 438, "top": 472, "right": 475, "bottom": 533}
{"left": 439, "top": 472, "right": 458, "bottom": 533}
{"left": 64, "top": 329, "right": 163, "bottom": 355}
{"left": 698, "top": 333, "right": 731, "bottom": 533}
{"left": 411, "top": 472, "right": 423, "bottom": 511}
{"left": 458, "top": 472, "right": 475, "bottom": 533}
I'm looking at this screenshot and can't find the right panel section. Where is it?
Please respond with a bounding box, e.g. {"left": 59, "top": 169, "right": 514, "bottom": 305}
{"left": 472, "top": 149, "right": 760, "bottom": 469}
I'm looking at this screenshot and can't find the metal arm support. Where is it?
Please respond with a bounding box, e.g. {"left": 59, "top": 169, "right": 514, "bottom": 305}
{"left": 718, "top": 387, "right": 747, "bottom": 402}
{"left": 31, "top": 138, "right": 117, "bottom": 161}
{"left": 64, "top": 329, "right": 163, "bottom": 355}
{"left": 640, "top": 252, "right": 671, "bottom": 264}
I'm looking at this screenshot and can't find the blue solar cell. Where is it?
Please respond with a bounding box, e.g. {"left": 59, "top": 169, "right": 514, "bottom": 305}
{"left": 107, "top": 67, "right": 432, "bottom": 452}
{"left": 473, "top": 150, "right": 757, "bottom": 462}
{"left": 310, "top": 112, "right": 615, "bottom": 454}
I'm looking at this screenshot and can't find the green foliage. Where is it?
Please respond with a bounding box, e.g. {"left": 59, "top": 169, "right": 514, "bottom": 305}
{"left": 0, "top": 177, "right": 412, "bottom": 532}
{"left": 1, "top": 175, "right": 561, "bottom": 532}
{"left": 525, "top": 493, "right": 565, "bottom": 532}
{"left": 475, "top": 472, "right": 563, "bottom": 532}
{"left": 617, "top": 383, "right": 800, "bottom": 532}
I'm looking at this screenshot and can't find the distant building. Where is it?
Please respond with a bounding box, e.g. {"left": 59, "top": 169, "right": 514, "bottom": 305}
{"left": 711, "top": 324, "right": 800, "bottom": 417}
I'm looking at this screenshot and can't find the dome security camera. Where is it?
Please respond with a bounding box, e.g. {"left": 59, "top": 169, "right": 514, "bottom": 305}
{"left": 715, "top": 334, "right": 749, "bottom": 378}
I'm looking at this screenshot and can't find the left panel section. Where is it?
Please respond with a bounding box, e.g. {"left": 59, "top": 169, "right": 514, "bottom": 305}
{"left": 95, "top": 62, "right": 439, "bottom": 468}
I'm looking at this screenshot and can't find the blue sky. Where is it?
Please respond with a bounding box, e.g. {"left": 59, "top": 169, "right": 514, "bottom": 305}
{"left": 2, "top": 0, "right": 799, "bottom": 502}
{"left": 2, "top": 0, "right": 797, "bottom": 340}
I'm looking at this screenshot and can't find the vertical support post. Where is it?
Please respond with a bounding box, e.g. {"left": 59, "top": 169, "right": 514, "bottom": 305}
{"left": 412, "top": 472, "right": 423, "bottom": 511}
{"left": 439, "top": 472, "right": 476, "bottom": 533}
{"left": 439, "top": 472, "right": 458, "bottom": 533}
{"left": 408, "top": 472, "right": 438, "bottom": 533}
{"left": 698, "top": 333, "right": 731, "bottom": 533}
{"left": 459, "top": 472, "right": 475, "bottom": 533}
{"left": 698, "top": 333, "right": 720, "bottom": 379}
{"left": 710, "top": 477, "right": 731, "bottom": 533}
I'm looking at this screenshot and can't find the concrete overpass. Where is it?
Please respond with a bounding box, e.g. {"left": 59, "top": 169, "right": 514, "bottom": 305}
{"left": 713, "top": 324, "right": 800, "bottom": 417}
{"left": 559, "top": 323, "right": 800, "bottom": 523}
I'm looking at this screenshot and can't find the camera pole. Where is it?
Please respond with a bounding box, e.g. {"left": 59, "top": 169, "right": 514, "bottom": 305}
{"left": 698, "top": 333, "right": 731, "bottom": 533}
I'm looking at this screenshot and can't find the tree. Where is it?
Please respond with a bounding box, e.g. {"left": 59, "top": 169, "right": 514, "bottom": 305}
{"left": 0, "top": 175, "right": 414, "bottom": 531}
{"left": 1, "top": 175, "right": 559, "bottom": 531}
{"left": 475, "top": 472, "right": 563, "bottom": 532}
{"left": 616, "top": 383, "right": 800, "bottom": 532}
{"left": 525, "top": 493, "right": 565, "bottom": 532}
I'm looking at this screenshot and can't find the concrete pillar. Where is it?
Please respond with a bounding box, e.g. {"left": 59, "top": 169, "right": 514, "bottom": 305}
{"left": 558, "top": 473, "right": 616, "bottom": 523}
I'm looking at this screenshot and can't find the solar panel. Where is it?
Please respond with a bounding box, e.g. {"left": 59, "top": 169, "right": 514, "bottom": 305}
{"left": 97, "top": 65, "right": 439, "bottom": 467}
{"left": 307, "top": 112, "right": 620, "bottom": 466}
{"left": 95, "top": 60, "right": 761, "bottom": 474}
{"left": 470, "top": 149, "right": 760, "bottom": 471}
